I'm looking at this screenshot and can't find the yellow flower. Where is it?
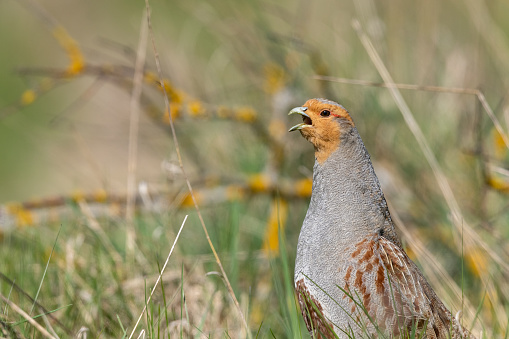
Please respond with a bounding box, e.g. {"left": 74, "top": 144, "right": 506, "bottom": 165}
{"left": 160, "top": 80, "right": 184, "bottom": 104}
{"left": 187, "top": 100, "right": 205, "bottom": 117}
{"left": 264, "top": 62, "right": 287, "bottom": 94}
{"left": 180, "top": 192, "right": 201, "bottom": 208}
{"left": 465, "top": 246, "right": 488, "bottom": 278}
{"left": 235, "top": 107, "right": 257, "bottom": 122}
{"left": 493, "top": 128, "right": 508, "bottom": 159}
{"left": 248, "top": 173, "right": 270, "bottom": 193}
{"left": 21, "top": 90, "right": 36, "bottom": 105}
{"left": 6, "top": 203, "right": 35, "bottom": 227}
{"left": 144, "top": 71, "right": 158, "bottom": 84}
{"left": 262, "top": 198, "right": 288, "bottom": 255}
{"left": 404, "top": 243, "right": 417, "bottom": 262}
{"left": 486, "top": 176, "right": 509, "bottom": 193}
{"left": 294, "top": 178, "right": 313, "bottom": 197}
{"left": 93, "top": 189, "right": 108, "bottom": 203}
{"left": 162, "top": 105, "right": 181, "bottom": 123}
{"left": 52, "top": 26, "right": 84, "bottom": 76}
{"left": 71, "top": 190, "right": 85, "bottom": 202}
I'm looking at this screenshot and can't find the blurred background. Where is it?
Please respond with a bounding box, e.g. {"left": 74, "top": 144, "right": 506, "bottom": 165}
{"left": 0, "top": 0, "right": 508, "bottom": 337}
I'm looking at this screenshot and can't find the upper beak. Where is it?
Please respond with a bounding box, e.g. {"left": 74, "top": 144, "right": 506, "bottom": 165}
{"left": 288, "top": 106, "right": 311, "bottom": 132}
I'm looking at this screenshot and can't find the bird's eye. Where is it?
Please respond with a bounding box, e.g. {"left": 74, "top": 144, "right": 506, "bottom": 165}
{"left": 320, "top": 110, "right": 330, "bottom": 117}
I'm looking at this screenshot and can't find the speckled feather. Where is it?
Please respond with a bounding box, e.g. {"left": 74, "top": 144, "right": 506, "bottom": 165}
{"left": 291, "top": 99, "right": 475, "bottom": 338}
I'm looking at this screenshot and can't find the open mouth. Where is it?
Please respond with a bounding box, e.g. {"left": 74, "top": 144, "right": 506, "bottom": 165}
{"left": 288, "top": 106, "right": 312, "bottom": 132}
{"left": 302, "top": 115, "right": 312, "bottom": 125}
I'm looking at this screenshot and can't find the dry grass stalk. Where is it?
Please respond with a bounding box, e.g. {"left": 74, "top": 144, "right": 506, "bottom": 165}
{"left": 142, "top": 0, "right": 251, "bottom": 335}
{"left": 126, "top": 9, "right": 149, "bottom": 260}
{"left": 0, "top": 293, "right": 56, "bottom": 339}
{"left": 77, "top": 199, "right": 123, "bottom": 265}
{"left": 127, "top": 215, "right": 188, "bottom": 339}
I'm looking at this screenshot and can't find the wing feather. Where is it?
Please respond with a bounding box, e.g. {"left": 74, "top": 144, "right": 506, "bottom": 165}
{"left": 339, "top": 235, "right": 473, "bottom": 338}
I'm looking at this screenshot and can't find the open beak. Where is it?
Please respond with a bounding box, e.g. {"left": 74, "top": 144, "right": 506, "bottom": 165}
{"left": 288, "top": 106, "right": 312, "bottom": 132}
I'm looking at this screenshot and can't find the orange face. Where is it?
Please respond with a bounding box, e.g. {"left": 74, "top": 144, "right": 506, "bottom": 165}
{"left": 289, "top": 98, "right": 354, "bottom": 163}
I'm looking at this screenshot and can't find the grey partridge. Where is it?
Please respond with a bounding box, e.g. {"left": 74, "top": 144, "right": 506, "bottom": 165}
{"left": 289, "top": 98, "right": 475, "bottom": 338}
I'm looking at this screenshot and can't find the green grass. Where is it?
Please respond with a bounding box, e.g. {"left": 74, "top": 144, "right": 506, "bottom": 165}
{"left": 1, "top": 0, "right": 509, "bottom": 337}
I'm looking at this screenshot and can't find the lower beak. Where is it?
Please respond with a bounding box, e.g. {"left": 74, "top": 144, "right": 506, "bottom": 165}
{"left": 288, "top": 106, "right": 311, "bottom": 132}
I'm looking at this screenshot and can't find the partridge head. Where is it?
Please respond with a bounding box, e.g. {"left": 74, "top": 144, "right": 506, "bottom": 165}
{"left": 289, "top": 98, "right": 354, "bottom": 164}
{"left": 289, "top": 98, "right": 475, "bottom": 338}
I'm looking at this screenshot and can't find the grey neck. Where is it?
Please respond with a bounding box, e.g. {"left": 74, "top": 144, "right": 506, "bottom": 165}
{"left": 306, "top": 126, "right": 400, "bottom": 247}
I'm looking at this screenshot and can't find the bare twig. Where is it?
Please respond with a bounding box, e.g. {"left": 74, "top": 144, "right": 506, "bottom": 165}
{"left": 0, "top": 293, "right": 57, "bottom": 339}
{"left": 143, "top": 1, "right": 250, "bottom": 335}
{"left": 313, "top": 75, "right": 480, "bottom": 94}
{"left": 127, "top": 215, "right": 188, "bottom": 339}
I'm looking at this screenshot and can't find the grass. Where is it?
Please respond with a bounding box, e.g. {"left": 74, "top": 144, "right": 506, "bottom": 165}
{"left": 1, "top": 0, "right": 509, "bottom": 337}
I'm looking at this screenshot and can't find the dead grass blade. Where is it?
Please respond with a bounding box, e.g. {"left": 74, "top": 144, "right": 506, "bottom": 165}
{"left": 0, "top": 293, "right": 57, "bottom": 339}
{"left": 0, "top": 272, "right": 72, "bottom": 335}
{"left": 127, "top": 215, "right": 188, "bottom": 339}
